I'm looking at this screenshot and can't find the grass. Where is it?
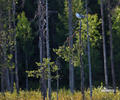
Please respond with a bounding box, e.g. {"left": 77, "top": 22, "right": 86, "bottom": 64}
{"left": 0, "top": 87, "right": 120, "bottom": 100}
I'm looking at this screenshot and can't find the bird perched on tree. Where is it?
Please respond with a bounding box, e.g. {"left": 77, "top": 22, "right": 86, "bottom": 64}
{"left": 75, "top": 13, "right": 85, "bottom": 19}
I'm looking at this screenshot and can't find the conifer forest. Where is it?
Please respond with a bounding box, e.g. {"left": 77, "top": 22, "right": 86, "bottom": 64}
{"left": 0, "top": 0, "right": 120, "bottom": 100}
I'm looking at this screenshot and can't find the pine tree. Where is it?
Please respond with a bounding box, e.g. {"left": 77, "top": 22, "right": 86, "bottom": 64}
{"left": 68, "top": 0, "right": 74, "bottom": 94}
{"left": 12, "top": 0, "right": 19, "bottom": 93}
{"left": 100, "top": 0, "right": 108, "bottom": 88}
{"left": 107, "top": 0, "right": 116, "bottom": 93}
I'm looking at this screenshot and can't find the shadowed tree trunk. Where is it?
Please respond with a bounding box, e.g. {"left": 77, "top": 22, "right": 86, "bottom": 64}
{"left": 38, "top": 0, "right": 47, "bottom": 99}
{"left": 8, "top": 0, "right": 14, "bottom": 92}
{"left": 100, "top": 0, "right": 108, "bottom": 89}
{"left": 6, "top": 64, "right": 10, "bottom": 91}
{"left": 1, "top": 68, "right": 4, "bottom": 92}
{"left": 10, "top": 69, "right": 14, "bottom": 92}
{"left": 2, "top": 43, "right": 10, "bottom": 92}
{"left": 25, "top": 55, "right": 28, "bottom": 90}
{"left": 0, "top": 10, "right": 4, "bottom": 93}
{"left": 56, "top": 67, "right": 59, "bottom": 100}
{"left": 86, "top": 0, "right": 92, "bottom": 99}
{"left": 13, "top": 0, "right": 19, "bottom": 93}
{"left": 21, "top": 0, "right": 25, "bottom": 8}
{"left": 38, "top": 0, "right": 43, "bottom": 98}
{"left": 79, "top": 20, "right": 85, "bottom": 100}
{"left": 68, "top": 0, "right": 74, "bottom": 94}
{"left": 107, "top": 0, "right": 116, "bottom": 93}
{"left": 42, "top": 28, "right": 47, "bottom": 100}
{"left": 46, "top": 0, "right": 51, "bottom": 100}
{"left": 6, "top": 68, "right": 10, "bottom": 91}
{"left": 3, "top": 26, "right": 10, "bottom": 91}
{"left": 56, "top": 58, "right": 60, "bottom": 100}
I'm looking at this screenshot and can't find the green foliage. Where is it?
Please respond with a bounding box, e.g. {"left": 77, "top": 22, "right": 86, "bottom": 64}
{"left": 112, "top": 7, "right": 120, "bottom": 34}
{"left": 54, "top": 14, "right": 101, "bottom": 67}
{"left": 7, "top": 54, "right": 15, "bottom": 69}
{"left": 0, "top": 0, "right": 15, "bottom": 70}
{"left": 16, "top": 12, "right": 31, "bottom": 40}
{"left": 58, "top": 0, "right": 84, "bottom": 33}
{"left": 27, "top": 58, "right": 58, "bottom": 79}
{"left": 16, "top": 11, "right": 33, "bottom": 55}
{"left": 54, "top": 0, "right": 101, "bottom": 68}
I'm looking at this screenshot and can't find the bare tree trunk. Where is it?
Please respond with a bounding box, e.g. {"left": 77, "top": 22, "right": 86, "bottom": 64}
{"left": 38, "top": 1, "right": 47, "bottom": 99}
{"left": 38, "top": 0, "right": 43, "bottom": 95}
{"left": 38, "top": 0, "right": 43, "bottom": 67}
{"left": 21, "top": 0, "right": 25, "bottom": 8}
{"left": 13, "top": 0, "right": 19, "bottom": 93}
{"left": 5, "top": 0, "right": 11, "bottom": 91}
{"left": 8, "top": 0, "right": 13, "bottom": 92}
{"left": 6, "top": 68, "right": 10, "bottom": 91}
{"left": 68, "top": 0, "right": 74, "bottom": 94}
{"left": 0, "top": 11, "right": 4, "bottom": 93}
{"left": 42, "top": 26, "right": 47, "bottom": 100}
{"left": 46, "top": 0, "right": 51, "bottom": 100}
{"left": 10, "top": 69, "right": 14, "bottom": 92}
{"left": 3, "top": 55, "right": 10, "bottom": 92}
{"left": 1, "top": 68, "right": 4, "bottom": 92}
{"left": 25, "top": 55, "right": 28, "bottom": 90}
{"left": 57, "top": 69, "right": 59, "bottom": 100}
{"left": 107, "top": 0, "right": 116, "bottom": 93}
{"left": 3, "top": 38, "right": 10, "bottom": 91}
{"left": 56, "top": 59, "right": 60, "bottom": 100}
{"left": 86, "top": 0, "right": 92, "bottom": 99}
{"left": 100, "top": 0, "right": 108, "bottom": 89}
{"left": 81, "top": 62, "right": 85, "bottom": 100}
{"left": 15, "top": 42, "right": 19, "bottom": 93}
{"left": 79, "top": 20, "right": 85, "bottom": 100}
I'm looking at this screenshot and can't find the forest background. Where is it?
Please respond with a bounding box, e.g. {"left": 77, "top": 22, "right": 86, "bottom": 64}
{"left": 0, "top": 0, "right": 120, "bottom": 99}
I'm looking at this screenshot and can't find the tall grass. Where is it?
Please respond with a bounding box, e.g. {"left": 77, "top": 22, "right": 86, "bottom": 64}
{"left": 0, "top": 87, "right": 120, "bottom": 100}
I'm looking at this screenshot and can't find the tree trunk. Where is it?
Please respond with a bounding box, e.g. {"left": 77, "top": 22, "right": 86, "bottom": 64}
{"left": 81, "top": 63, "right": 85, "bottom": 100}
{"left": 46, "top": 0, "right": 51, "bottom": 100}
{"left": 13, "top": 0, "right": 19, "bottom": 93}
{"left": 56, "top": 59, "right": 60, "bottom": 100}
{"left": 3, "top": 38, "right": 10, "bottom": 91}
{"left": 8, "top": 0, "right": 13, "bottom": 92}
{"left": 79, "top": 20, "right": 85, "bottom": 100}
{"left": 21, "top": 0, "right": 25, "bottom": 8}
{"left": 0, "top": 10, "right": 4, "bottom": 93}
{"left": 10, "top": 69, "right": 14, "bottom": 92}
{"left": 107, "top": 0, "right": 116, "bottom": 93}
{"left": 57, "top": 69, "right": 59, "bottom": 100}
{"left": 25, "top": 55, "right": 28, "bottom": 90}
{"left": 38, "top": 0, "right": 47, "bottom": 99}
{"left": 68, "top": 0, "right": 74, "bottom": 94}
{"left": 86, "top": 0, "right": 92, "bottom": 99}
{"left": 38, "top": 0, "right": 43, "bottom": 95}
{"left": 100, "top": 0, "right": 108, "bottom": 88}
{"left": 1, "top": 68, "right": 4, "bottom": 92}
{"left": 6, "top": 67, "right": 10, "bottom": 91}
{"left": 15, "top": 42, "right": 19, "bottom": 93}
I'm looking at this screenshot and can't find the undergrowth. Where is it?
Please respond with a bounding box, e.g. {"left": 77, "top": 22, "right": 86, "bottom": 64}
{"left": 0, "top": 87, "right": 120, "bottom": 100}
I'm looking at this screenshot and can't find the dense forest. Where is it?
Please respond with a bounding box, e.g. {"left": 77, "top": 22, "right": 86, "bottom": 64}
{"left": 0, "top": 0, "right": 120, "bottom": 100}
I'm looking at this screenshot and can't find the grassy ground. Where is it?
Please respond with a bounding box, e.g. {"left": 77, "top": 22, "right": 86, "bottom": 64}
{"left": 0, "top": 87, "right": 120, "bottom": 100}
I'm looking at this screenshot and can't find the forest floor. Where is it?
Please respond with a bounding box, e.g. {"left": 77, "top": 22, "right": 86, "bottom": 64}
{"left": 0, "top": 87, "right": 120, "bottom": 100}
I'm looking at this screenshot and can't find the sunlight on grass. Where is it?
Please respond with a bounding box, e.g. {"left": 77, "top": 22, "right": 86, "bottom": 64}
{"left": 0, "top": 87, "right": 120, "bottom": 100}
